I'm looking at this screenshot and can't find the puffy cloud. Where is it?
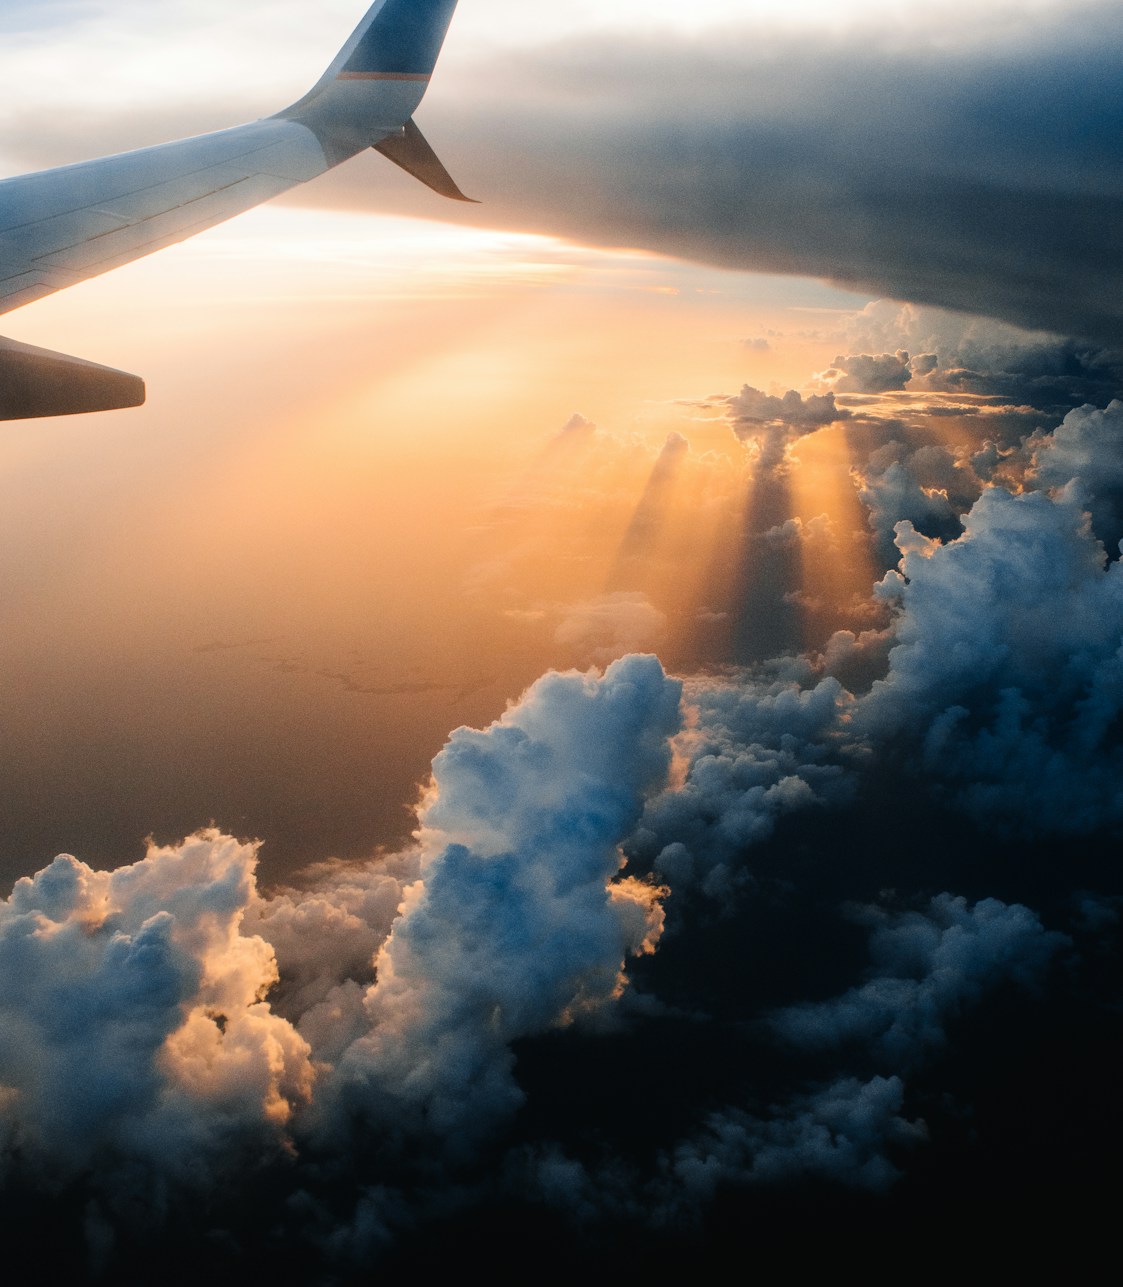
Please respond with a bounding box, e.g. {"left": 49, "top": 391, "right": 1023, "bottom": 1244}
{"left": 248, "top": 851, "right": 420, "bottom": 1062}
{"left": 856, "top": 439, "right": 981, "bottom": 565}
{"left": 0, "top": 657, "right": 685, "bottom": 1248}
{"left": 859, "top": 485, "right": 1123, "bottom": 832}
{"left": 669, "top": 1076, "right": 925, "bottom": 1198}
{"left": 628, "top": 673, "right": 853, "bottom": 896}
{"left": 727, "top": 385, "right": 849, "bottom": 436}
{"left": 824, "top": 350, "right": 913, "bottom": 394}
{"left": 0, "top": 833, "right": 312, "bottom": 1194}
{"left": 319, "top": 655, "right": 682, "bottom": 1143}
{"left": 773, "top": 894, "right": 1065, "bottom": 1067}
{"left": 554, "top": 592, "right": 667, "bottom": 662}
{"left": 1028, "top": 399, "right": 1123, "bottom": 553}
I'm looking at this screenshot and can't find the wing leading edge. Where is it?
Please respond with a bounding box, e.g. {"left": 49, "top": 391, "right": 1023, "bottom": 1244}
{"left": 0, "top": 0, "right": 469, "bottom": 419}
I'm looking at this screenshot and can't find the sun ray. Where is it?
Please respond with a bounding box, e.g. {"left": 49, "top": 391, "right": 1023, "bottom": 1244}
{"left": 787, "top": 424, "right": 880, "bottom": 645}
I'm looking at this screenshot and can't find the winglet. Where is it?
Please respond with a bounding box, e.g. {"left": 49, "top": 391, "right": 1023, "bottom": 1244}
{"left": 330, "top": 0, "right": 461, "bottom": 82}
{"left": 373, "top": 119, "right": 479, "bottom": 203}
{"left": 280, "top": 1, "right": 462, "bottom": 138}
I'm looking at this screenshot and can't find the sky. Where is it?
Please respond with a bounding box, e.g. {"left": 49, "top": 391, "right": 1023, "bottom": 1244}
{"left": 1, "top": 1, "right": 1122, "bottom": 1281}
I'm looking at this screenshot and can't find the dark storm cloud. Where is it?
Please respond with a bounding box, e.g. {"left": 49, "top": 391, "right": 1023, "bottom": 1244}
{"left": 772, "top": 894, "right": 1065, "bottom": 1067}
{"left": 7, "top": 6, "right": 1123, "bottom": 346}
{"left": 349, "top": 1, "right": 1123, "bottom": 346}
{"left": 502, "top": 890, "right": 1064, "bottom": 1222}
{"left": 2, "top": 4, "right": 1121, "bottom": 350}
{"left": 649, "top": 893, "right": 1064, "bottom": 1202}
{"left": 666, "top": 1075, "right": 925, "bottom": 1196}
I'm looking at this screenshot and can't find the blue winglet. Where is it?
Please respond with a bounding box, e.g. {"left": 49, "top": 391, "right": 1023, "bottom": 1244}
{"left": 339, "top": 0, "right": 460, "bottom": 79}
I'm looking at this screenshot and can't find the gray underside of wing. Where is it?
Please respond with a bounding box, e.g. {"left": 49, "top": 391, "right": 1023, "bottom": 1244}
{"left": 0, "top": 119, "right": 335, "bottom": 316}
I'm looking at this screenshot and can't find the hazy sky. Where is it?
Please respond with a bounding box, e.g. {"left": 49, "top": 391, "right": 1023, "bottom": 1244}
{"left": 1, "top": 2, "right": 1122, "bottom": 1281}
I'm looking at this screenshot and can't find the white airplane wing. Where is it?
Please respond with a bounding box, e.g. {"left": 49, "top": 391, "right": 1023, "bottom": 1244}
{"left": 0, "top": 0, "right": 472, "bottom": 420}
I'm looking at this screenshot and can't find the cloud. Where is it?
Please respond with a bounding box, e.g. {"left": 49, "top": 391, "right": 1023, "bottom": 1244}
{"left": 824, "top": 350, "right": 914, "bottom": 394}
{"left": 628, "top": 673, "right": 854, "bottom": 896}
{"left": 858, "top": 485, "right": 1123, "bottom": 832}
{"left": 718, "top": 385, "right": 850, "bottom": 476}
{"left": 0, "top": 655, "right": 684, "bottom": 1253}
{"left": 663, "top": 892, "right": 1063, "bottom": 1201}
{"left": 727, "top": 385, "right": 849, "bottom": 436}
{"left": 5, "top": 4, "right": 1123, "bottom": 346}
{"left": 844, "top": 302, "right": 1123, "bottom": 409}
{"left": 668, "top": 1076, "right": 925, "bottom": 1197}
{"left": 5, "top": 36, "right": 1123, "bottom": 1252}
{"left": 305, "top": 655, "right": 682, "bottom": 1145}
{"left": 247, "top": 850, "right": 420, "bottom": 1060}
{"left": 553, "top": 592, "right": 667, "bottom": 662}
{"left": 0, "top": 833, "right": 312, "bottom": 1195}
{"left": 5, "top": 391, "right": 1123, "bottom": 1270}
{"left": 1028, "top": 399, "right": 1123, "bottom": 553}
{"left": 856, "top": 440, "right": 980, "bottom": 565}
{"left": 515, "top": 888, "right": 1064, "bottom": 1223}
{"left": 333, "top": 4, "right": 1123, "bottom": 344}
{"left": 552, "top": 411, "right": 598, "bottom": 443}
{"left": 772, "top": 894, "right": 1066, "bottom": 1068}
{"left": 625, "top": 412, "right": 1123, "bottom": 904}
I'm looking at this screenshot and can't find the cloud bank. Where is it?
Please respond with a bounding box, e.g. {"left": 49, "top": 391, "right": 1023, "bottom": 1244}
{"left": 3, "top": 4, "right": 1122, "bottom": 344}
{"left": 370, "top": 1, "right": 1123, "bottom": 343}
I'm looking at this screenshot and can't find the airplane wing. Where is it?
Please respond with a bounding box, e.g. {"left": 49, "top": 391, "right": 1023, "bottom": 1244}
{"left": 0, "top": 0, "right": 472, "bottom": 420}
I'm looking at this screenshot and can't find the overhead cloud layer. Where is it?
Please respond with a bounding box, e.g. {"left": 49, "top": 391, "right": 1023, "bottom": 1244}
{"left": 3, "top": 4, "right": 1122, "bottom": 343}
{"left": 294, "top": 0, "right": 1123, "bottom": 345}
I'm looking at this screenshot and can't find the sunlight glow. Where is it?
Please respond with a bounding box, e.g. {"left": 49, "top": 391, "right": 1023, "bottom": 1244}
{"left": 788, "top": 427, "right": 880, "bottom": 645}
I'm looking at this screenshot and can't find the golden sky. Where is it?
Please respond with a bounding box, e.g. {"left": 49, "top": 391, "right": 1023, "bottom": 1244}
{"left": 0, "top": 199, "right": 873, "bottom": 881}
{"left": 3, "top": 0, "right": 1082, "bottom": 883}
